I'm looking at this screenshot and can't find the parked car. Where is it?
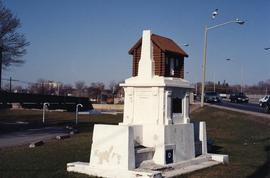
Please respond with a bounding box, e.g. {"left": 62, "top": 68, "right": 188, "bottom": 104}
{"left": 261, "top": 97, "right": 270, "bottom": 113}
{"left": 229, "top": 92, "right": 249, "bottom": 103}
{"left": 219, "top": 93, "right": 227, "bottom": 99}
{"left": 204, "top": 92, "right": 221, "bottom": 103}
{"left": 259, "top": 95, "right": 270, "bottom": 107}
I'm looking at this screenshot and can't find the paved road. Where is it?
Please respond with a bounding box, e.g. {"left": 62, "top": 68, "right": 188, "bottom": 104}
{"left": 0, "top": 127, "right": 68, "bottom": 148}
{"left": 214, "top": 100, "right": 265, "bottom": 113}
{"left": 193, "top": 100, "right": 270, "bottom": 119}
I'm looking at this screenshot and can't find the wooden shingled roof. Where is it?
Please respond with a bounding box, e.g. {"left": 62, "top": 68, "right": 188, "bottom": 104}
{"left": 128, "top": 34, "right": 188, "bottom": 57}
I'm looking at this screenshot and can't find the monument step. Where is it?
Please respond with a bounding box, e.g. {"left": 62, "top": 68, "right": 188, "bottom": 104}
{"left": 138, "top": 155, "right": 211, "bottom": 171}
{"left": 135, "top": 145, "right": 155, "bottom": 168}
{"left": 135, "top": 146, "right": 155, "bottom": 154}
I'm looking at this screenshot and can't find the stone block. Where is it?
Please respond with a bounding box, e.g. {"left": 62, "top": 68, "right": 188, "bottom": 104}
{"left": 89, "top": 124, "right": 135, "bottom": 170}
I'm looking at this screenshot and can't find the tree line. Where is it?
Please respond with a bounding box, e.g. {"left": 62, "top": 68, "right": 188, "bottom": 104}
{"left": 1, "top": 78, "right": 124, "bottom": 103}
{"left": 195, "top": 79, "right": 270, "bottom": 95}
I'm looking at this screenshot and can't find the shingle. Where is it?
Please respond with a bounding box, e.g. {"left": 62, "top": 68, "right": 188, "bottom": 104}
{"left": 128, "top": 33, "right": 188, "bottom": 57}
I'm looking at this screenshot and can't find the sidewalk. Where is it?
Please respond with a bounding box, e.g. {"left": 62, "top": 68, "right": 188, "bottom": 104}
{"left": 0, "top": 127, "right": 68, "bottom": 148}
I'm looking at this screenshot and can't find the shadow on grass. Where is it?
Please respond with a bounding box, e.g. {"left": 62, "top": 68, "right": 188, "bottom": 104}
{"left": 247, "top": 144, "right": 270, "bottom": 178}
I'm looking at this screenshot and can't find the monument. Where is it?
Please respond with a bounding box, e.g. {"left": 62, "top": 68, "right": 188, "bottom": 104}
{"left": 67, "top": 30, "right": 228, "bottom": 178}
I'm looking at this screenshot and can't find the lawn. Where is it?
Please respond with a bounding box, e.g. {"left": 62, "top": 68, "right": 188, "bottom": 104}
{"left": 0, "top": 107, "right": 270, "bottom": 178}
{"left": 185, "top": 107, "right": 270, "bottom": 178}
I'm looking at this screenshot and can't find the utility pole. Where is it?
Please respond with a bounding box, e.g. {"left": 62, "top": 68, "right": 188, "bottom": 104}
{"left": 241, "top": 65, "right": 244, "bottom": 92}
{"left": 9, "top": 77, "right": 12, "bottom": 92}
{"left": 195, "top": 82, "right": 198, "bottom": 96}
{"left": 213, "top": 72, "right": 216, "bottom": 92}
{"left": 0, "top": 48, "right": 2, "bottom": 90}
{"left": 42, "top": 82, "right": 44, "bottom": 95}
{"left": 57, "top": 82, "right": 60, "bottom": 96}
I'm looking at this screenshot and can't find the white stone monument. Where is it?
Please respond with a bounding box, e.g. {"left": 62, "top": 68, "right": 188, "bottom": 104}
{"left": 67, "top": 30, "right": 228, "bottom": 178}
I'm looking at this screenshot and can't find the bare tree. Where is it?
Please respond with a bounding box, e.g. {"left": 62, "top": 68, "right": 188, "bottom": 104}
{"left": 75, "top": 81, "right": 86, "bottom": 96}
{"left": 28, "top": 79, "right": 45, "bottom": 94}
{"left": 13, "top": 85, "right": 23, "bottom": 93}
{"left": 75, "top": 81, "right": 85, "bottom": 90}
{"left": 88, "top": 82, "right": 105, "bottom": 102}
{"left": 109, "top": 80, "right": 122, "bottom": 96}
{"left": 61, "top": 84, "right": 73, "bottom": 96}
{"left": 109, "top": 80, "right": 117, "bottom": 94}
{"left": 28, "top": 79, "right": 60, "bottom": 95}
{"left": 0, "top": 1, "right": 29, "bottom": 89}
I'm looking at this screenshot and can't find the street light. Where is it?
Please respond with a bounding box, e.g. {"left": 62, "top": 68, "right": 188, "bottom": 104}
{"left": 225, "top": 58, "right": 244, "bottom": 92}
{"left": 264, "top": 48, "right": 269, "bottom": 94}
{"left": 213, "top": 72, "right": 216, "bottom": 92}
{"left": 186, "top": 70, "right": 199, "bottom": 97}
{"left": 200, "top": 18, "right": 245, "bottom": 107}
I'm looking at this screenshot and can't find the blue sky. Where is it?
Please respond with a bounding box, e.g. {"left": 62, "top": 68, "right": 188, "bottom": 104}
{"left": 3, "top": 0, "right": 270, "bottom": 86}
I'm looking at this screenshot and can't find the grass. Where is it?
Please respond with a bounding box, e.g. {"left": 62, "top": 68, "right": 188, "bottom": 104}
{"left": 0, "top": 107, "right": 270, "bottom": 178}
{"left": 184, "top": 106, "right": 270, "bottom": 178}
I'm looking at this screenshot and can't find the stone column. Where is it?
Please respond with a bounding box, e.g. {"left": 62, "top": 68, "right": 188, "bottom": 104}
{"left": 183, "top": 92, "right": 190, "bottom": 123}
{"left": 199, "top": 122, "right": 208, "bottom": 155}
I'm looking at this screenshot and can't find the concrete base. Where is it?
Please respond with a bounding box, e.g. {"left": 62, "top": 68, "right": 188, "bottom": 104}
{"left": 67, "top": 154, "right": 228, "bottom": 178}
{"left": 67, "top": 162, "right": 162, "bottom": 178}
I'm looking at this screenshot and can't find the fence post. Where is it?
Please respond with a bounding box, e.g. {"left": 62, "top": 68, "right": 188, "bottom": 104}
{"left": 42, "top": 103, "right": 50, "bottom": 124}
{"left": 75, "top": 104, "right": 83, "bottom": 125}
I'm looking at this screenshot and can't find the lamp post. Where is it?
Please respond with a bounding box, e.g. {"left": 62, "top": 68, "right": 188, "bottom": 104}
{"left": 225, "top": 58, "right": 244, "bottom": 92}
{"left": 213, "top": 72, "right": 216, "bottom": 92}
{"left": 264, "top": 47, "right": 269, "bottom": 95}
{"left": 200, "top": 19, "right": 245, "bottom": 107}
{"left": 75, "top": 104, "right": 83, "bottom": 125}
{"left": 240, "top": 65, "right": 244, "bottom": 92}
{"left": 42, "top": 102, "right": 50, "bottom": 124}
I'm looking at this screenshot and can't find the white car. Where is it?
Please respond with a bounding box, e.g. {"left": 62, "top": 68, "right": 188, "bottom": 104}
{"left": 259, "top": 95, "right": 270, "bottom": 106}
